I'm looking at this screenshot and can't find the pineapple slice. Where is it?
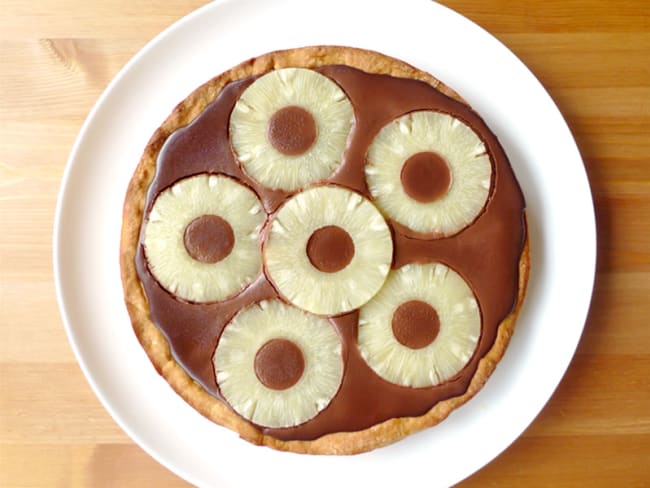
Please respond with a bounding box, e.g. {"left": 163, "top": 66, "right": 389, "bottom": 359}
{"left": 143, "top": 174, "right": 264, "bottom": 302}
{"left": 366, "top": 110, "right": 492, "bottom": 236}
{"left": 264, "top": 185, "right": 393, "bottom": 315}
{"left": 230, "top": 68, "right": 353, "bottom": 191}
{"left": 214, "top": 300, "right": 343, "bottom": 428}
{"left": 358, "top": 262, "right": 481, "bottom": 388}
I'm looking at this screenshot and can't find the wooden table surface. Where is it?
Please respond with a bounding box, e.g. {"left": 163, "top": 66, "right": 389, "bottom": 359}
{"left": 1, "top": 0, "right": 649, "bottom": 486}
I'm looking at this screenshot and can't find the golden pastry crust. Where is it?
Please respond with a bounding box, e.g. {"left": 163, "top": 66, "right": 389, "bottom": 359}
{"left": 120, "top": 45, "right": 530, "bottom": 455}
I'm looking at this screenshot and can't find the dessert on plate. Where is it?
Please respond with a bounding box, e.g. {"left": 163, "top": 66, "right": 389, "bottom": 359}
{"left": 120, "top": 45, "right": 529, "bottom": 454}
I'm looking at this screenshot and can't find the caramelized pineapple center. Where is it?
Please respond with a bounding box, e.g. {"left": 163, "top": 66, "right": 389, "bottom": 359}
{"left": 391, "top": 300, "right": 440, "bottom": 349}
{"left": 267, "top": 105, "right": 317, "bottom": 155}
{"left": 400, "top": 151, "right": 451, "bottom": 203}
{"left": 254, "top": 338, "right": 305, "bottom": 390}
{"left": 306, "top": 225, "right": 355, "bottom": 273}
{"left": 183, "top": 214, "right": 235, "bottom": 263}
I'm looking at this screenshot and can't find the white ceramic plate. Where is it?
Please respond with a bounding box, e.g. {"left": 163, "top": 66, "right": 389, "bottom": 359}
{"left": 53, "top": 0, "right": 596, "bottom": 486}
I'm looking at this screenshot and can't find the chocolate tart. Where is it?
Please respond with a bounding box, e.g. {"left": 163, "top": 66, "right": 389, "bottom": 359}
{"left": 120, "top": 45, "right": 529, "bottom": 454}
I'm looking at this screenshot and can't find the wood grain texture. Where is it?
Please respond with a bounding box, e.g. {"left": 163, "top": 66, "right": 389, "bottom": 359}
{"left": 1, "top": 0, "right": 648, "bottom": 486}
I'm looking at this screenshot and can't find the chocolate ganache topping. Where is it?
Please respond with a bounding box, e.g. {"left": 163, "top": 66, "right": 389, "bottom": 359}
{"left": 135, "top": 65, "right": 526, "bottom": 441}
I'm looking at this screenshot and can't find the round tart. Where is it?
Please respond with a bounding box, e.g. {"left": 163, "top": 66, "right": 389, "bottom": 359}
{"left": 120, "top": 45, "right": 529, "bottom": 455}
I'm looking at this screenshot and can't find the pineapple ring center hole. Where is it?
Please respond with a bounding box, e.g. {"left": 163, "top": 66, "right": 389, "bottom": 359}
{"left": 392, "top": 300, "right": 440, "bottom": 349}
{"left": 400, "top": 151, "right": 452, "bottom": 203}
{"left": 306, "top": 225, "right": 355, "bottom": 273}
{"left": 183, "top": 214, "right": 235, "bottom": 264}
{"left": 267, "top": 105, "right": 318, "bottom": 156}
{"left": 254, "top": 338, "right": 305, "bottom": 390}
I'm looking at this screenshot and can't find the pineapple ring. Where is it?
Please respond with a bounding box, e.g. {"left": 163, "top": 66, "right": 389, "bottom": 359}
{"left": 264, "top": 185, "right": 393, "bottom": 315}
{"left": 143, "top": 174, "right": 265, "bottom": 303}
{"left": 358, "top": 262, "right": 481, "bottom": 388}
{"left": 230, "top": 68, "right": 354, "bottom": 191}
{"left": 366, "top": 110, "right": 492, "bottom": 235}
{"left": 214, "top": 300, "right": 344, "bottom": 428}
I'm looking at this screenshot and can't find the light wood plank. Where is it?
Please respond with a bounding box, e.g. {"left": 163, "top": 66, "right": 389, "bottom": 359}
{"left": 579, "top": 272, "right": 650, "bottom": 355}
{"left": 3, "top": 0, "right": 649, "bottom": 38}
{"left": 0, "top": 444, "right": 188, "bottom": 487}
{"left": 594, "top": 183, "right": 650, "bottom": 272}
{"left": 462, "top": 434, "right": 650, "bottom": 486}
{"left": 441, "top": 0, "right": 650, "bottom": 33}
{"left": 499, "top": 33, "right": 650, "bottom": 89}
{"left": 0, "top": 282, "right": 71, "bottom": 364}
{"left": 0, "top": 1, "right": 208, "bottom": 40}
{"left": 0, "top": 39, "right": 123, "bottom": 122}
{"left": 524, "top": 354, "right": 650, "bottom": 437}
{"left": 1, "top": 363, "right": 129, "bottom": 443}
{"left": 2, "top": 435, "right": 649, "bottom": 488}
